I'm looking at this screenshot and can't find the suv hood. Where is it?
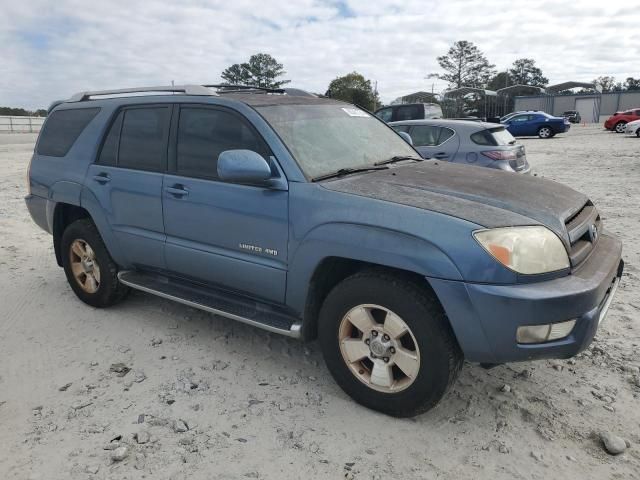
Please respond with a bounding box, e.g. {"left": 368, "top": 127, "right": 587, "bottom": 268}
{"left": 322, "top": 161, "right": 588, "bottom": 244}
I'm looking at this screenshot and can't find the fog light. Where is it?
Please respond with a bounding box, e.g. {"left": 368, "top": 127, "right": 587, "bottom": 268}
{"left": 516, "top": 319, "right": 576, "bottom": 344}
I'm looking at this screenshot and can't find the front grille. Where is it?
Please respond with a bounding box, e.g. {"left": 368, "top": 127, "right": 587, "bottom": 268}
{"left": 565, "top": 201, "right": 601, "bottom": 267}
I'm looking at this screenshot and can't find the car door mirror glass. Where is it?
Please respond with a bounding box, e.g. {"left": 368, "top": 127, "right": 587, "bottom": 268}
{"left": 397, "top": 131, "right": 413, "bottom": 145}
{"left": 217, "top": 150, "right": 272, "bottom": 184}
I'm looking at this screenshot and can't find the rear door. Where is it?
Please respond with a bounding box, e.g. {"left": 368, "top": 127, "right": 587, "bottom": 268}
{"left": 85, "top": 105, "right": 170, "bottom": 269}
{"left": 162, "top": 104, "right": 288, "bottom": 303}
{"left": 408, "top": 125, "right": 459, "bottom": 160}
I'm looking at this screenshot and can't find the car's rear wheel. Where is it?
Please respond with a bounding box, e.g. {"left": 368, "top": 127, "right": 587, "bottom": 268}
{"left": 318, "top": 270, "right": 463, "bottom": 417}
{"left": 537, "top": 126, "right": 553, "bottom": 138}
{"left": 61, "top": 219, "right": 129, "bottom": 308}
{"left": 614, "top": 121, "right": 627, "bottom": 133}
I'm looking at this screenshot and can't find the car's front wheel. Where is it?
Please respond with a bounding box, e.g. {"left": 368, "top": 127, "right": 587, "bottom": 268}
{"left": 61, "top": 219, "right": 129, "bottom": 308}
{"left": 537, "top": 126, "right": 553, "bottom": 138}
{"left": 318, "top": 270, "right": 463, "bottom": 417}
{"left": 614, "top": 121, "right": 627, "bottom": 133}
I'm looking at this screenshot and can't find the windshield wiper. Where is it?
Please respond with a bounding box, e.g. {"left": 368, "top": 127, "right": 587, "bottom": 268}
{"left": 311, "top": 166, "right": 389, "bottom": 182}
{"left": 374, "top": 155, "right": 424, "bottom": 166}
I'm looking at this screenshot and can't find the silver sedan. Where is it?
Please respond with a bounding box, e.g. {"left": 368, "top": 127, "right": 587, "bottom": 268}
{"left": 390, "top": 119, "right": 531, "bottom": 174}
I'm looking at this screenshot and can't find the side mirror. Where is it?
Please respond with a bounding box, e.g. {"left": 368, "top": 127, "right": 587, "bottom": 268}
{"left": 217, "top": 150, "right": 272, "bottom": 184}
{"left": 397, "top": 131, "right": 413, "bottom": 145}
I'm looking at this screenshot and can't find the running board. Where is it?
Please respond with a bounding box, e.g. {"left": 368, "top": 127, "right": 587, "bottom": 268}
{"left": 117, "top": 271, "right": 302, "bottom": 338}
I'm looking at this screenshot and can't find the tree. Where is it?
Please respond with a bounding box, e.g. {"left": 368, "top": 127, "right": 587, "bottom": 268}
{"left": 220, "top": 53, "right": 290, "bottom": 89}
{"left": 508, "top": 58, "right": 548, "bottom": 87}
{"left": 624, "top": 77, "right": 640, "bottom": 91}
{"left": 429, "top": 40, "right": 495, "bottom": 89}
{"left": 593, "top": 76, "right": 623, "bottom": 93}
{"left": 325, "top": 72, "right": 379, "bottom": 111}
{"left": 220, "top": 63, "right": 251, "bottom": 85}
{"left": 487, "top": 71, "right": 513, "bottom": 91}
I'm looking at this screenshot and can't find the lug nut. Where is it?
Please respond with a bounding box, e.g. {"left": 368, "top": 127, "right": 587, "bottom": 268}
{"left": 365, "top": 338, "right": 370, "bottom": 345}
{"left": 382, "top": 334, "right": 390, "bottom": 342}
{"left": 383, "top": 357, "right": 389, "bottom": 363}
{"left": 389, "top": 347, "right": 396, "bottom": 354}
{"left": 371, "top": 330, "right": 378, "bottom": 337}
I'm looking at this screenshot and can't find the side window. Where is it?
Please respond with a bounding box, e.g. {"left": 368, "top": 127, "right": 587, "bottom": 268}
{"left": 118, "top": 107, "right": 170, "bottom": 172}
{"left": 395, "top": 105, "right": 422, "bottom": 121}
{"left": 470, "top": 130, "right": 493, "bottom": 146}
{"left": 391, "top": 125, "right": 410, "bottom": 133}
{"left": 510, "top": 115, "right": 529, "bottom": 122}
{"left": 437, "top": 127, "right": 455, "bottom": 144}
{"left": 408, "top": 125, "right": 440, "bottom": 146}
{"left": 97, "top": 111, "right": 123, "bottom": 166}
{"left": 375, "top": 108, "right": 393, "bottom": 122}
{"left": 635, "top": 110, "right": 640, "bottom": 117}
{"left": 176, "top": 107, "right": 270, "bottom": 180}
{"left": 37, "top": 108, "right": 100, "bottom": 157}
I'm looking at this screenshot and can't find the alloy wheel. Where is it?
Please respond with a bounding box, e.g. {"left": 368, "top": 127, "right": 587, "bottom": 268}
{"left": 338, "top": 304, "right": 421, "bottom": 393}
{"left": 69, "top": 239, "right": 101, "bottom": 293}
{"left": 539, "top": 127, "right": 552, "bottom": 138}
{"left": 615, "top": 122, "right": 626, "bottom": 133}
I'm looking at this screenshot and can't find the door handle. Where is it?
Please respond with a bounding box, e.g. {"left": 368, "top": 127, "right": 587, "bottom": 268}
{"left": 92, "top": 173, "right": 111, "bottom": 184}
{"left": 433, "top": 152, "right": 448, "bottom": 159}
{"left": 166, "top": 185, "right": 189, "bottom": 198}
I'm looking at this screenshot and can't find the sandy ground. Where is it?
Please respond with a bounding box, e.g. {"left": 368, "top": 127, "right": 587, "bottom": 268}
{"left": 0, "top": 127, "right": 639, "bottom": 480}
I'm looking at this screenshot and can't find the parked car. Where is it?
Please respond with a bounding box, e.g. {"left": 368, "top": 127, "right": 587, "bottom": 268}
{"left": 389, "top": 119, "right": 530, "bottom": 174}
{"left": 624, "top": 119, "right": 640, "bottom": 136}
{"left": 604, "top": 109, "right": 640, "bottom": 133}
{"left": 374, "top": 103, "right": 443, "bottom": 122}
{"left": 503, "top": 112, "right": 570, "bottom": 138}
{"left": 26, "top": 85, "right": 623, "bottom": 417}
{"left": 562, "top": 110, "right": 581, "bottom": 123}
{"left": 499, "top": 110, "right": 542, "bottom": 123}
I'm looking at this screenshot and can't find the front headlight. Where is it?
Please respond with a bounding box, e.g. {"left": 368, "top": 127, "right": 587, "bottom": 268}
{"left": 473, "top": 226, "right": 569, "bottom": 274}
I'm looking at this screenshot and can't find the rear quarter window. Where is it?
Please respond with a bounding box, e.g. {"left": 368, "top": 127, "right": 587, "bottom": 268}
{"left": 470, "top": 127, "right": 515, "bottom": 146}
{"left": 37, "top": 108, "right": 100, "bottom": 157}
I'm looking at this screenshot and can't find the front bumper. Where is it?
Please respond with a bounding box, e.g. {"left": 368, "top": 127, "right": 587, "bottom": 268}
{"left": 429, "top": 233, "right": 623, "bottom": 363}
{"left": 625, "top": 123, "right": 639, "bottom": 134}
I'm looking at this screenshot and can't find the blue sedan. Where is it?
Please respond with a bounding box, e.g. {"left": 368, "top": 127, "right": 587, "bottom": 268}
{"left": 502, "top": 112, "right": 570, "bottom": 138}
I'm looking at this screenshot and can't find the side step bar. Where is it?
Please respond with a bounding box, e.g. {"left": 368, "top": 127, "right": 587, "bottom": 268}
{"left": 118, "top": 271, "right": 302, "bottom": 338}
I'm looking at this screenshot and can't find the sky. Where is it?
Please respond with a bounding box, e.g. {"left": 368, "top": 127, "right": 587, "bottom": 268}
{"left": 1, "top": 0, "right": 638, "bottom": 109}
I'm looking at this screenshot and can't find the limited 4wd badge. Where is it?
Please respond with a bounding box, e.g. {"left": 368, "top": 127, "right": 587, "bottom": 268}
{"left": 239, "top": 243, "right": 278, "bottom": 256}
{"left": 341, "top": 107, "right": 370, "bottom": 118}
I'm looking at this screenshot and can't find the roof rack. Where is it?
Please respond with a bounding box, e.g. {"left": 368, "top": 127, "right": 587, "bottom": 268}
{"left": 206, "top": 84, "right": 286, "bottom": 94}
{"left": 66, "top": 85, "right": 217, "bottom": 102}
{"left": 207, "top": 85, "right": 317, "bottom": 97}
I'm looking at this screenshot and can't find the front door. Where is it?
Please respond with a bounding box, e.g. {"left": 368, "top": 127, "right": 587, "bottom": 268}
{"left": 505, "top": 114, "right": 531, "bottom": 136}
{"left": 85, "top": 105, "right": 171, "bottom": 270}
{"left": 162, "top": 105, "right": 288, "bottom": 303}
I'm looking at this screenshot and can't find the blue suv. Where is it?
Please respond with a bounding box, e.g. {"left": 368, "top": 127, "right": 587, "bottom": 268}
{"left": 26, "top": 85, "right": 623, "bottom": 417}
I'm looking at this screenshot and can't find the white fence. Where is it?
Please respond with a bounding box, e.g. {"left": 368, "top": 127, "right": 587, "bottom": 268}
{"left": 0, "top": 116, "right": 45, "bottom": 133}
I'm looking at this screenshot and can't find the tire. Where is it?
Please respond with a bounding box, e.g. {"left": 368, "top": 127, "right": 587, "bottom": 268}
{"left": 614, "top": 121, "right": 626, "bottom": 133}
{"left": 318, "top": 270, "right": 463, "bottom": 417}
{"left": 636, "top": 128, "right": 640, "bottom": 138}
{"left": 537, "top": 126, "right": 553, "bottom": 139}
{"left": 61, "top": 218, "right": 129, "bottom": 308}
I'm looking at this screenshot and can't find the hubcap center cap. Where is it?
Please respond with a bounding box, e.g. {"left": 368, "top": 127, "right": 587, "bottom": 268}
{"left": 81, "top": 258, "right": 94, "bottom": 273}
{"left": 369, "top": 339, "right": 389, "bottom": 357}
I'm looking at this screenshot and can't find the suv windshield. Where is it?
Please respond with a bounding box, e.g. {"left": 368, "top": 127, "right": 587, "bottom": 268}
{"left": 257, "top": 104, "right": 417, "bottom": 179}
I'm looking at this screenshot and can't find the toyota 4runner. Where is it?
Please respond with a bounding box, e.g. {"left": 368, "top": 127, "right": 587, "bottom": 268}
{"left": 26, "top": 84, "right": 623, "bottom": 417}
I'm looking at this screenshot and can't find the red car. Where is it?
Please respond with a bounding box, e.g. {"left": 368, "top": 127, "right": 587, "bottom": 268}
{"left": 604, "top": 108, "right": 640, "bottom": 133}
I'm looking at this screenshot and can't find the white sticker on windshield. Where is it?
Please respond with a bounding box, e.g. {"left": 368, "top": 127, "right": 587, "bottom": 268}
{"left": 341, "top": 107, "right": 370, "bottom": 118}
